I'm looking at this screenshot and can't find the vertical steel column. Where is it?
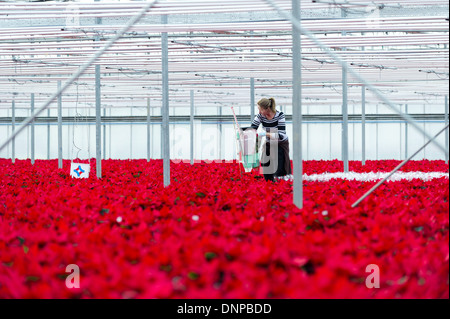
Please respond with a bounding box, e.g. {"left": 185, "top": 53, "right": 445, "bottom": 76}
{"left": 250, "top": 77, "right": 255, "bottom": 121}
{"left": 161, "top": 14, "right": 170, "bottom": 186}
{"left": 250, "top": 30, "right": 255, "bottom": 121}
{"left": 399, "top": 105, "right": 403, "bottom": 159}
{"left": 147, "top": 98, "right": 151, "bottom": 162}
{"left": 57, "top": 81, "right": 63, "bottom": 169}
{"left": 30, "top": 93, "right": 35, "bottom": 164}
{"left": 95, "top": 64, "right": 102, "bottom": 178}
{"left": 109, "top": 108, "right": 112, "bottom": 159}
{"left": 405, "top": 104, "right": 408, "bottom": 159}
{"left": 103, "top": 107, "right": 106, "bottom": 159}
{"left": 306, "top": 105, "right": 309, "bottom": 160}
{"left": 47, "top": 108, "right": 50, "bottom": 159}
{"left": 130, "top": 107, "right": 133, "bottom": 159}
{"left": 67, "top": 107, "right": 70, "bottom": 159}
{"left": 219, "top": 105, "right": 222, "bottom": 160}
{"left": 341, "top": 8, "right": 349, "bottom": 172}
{"left": 292, "top": 0, "right": 303, "bottom": 209}
{"left": 190, "top": 90, "right": 194, "bottom": 165}
{"left": 376, "top": 104, "right": 379, "bottom": 160}
{"left": 12, "top": 99, "right": 15, "bottom": 163}
{"left": 362, "top": 85, "right": 366, "bottom": 165}
{"left": 329, "top": 105, "right": 332, "bottom": 160}
{"left": 423, "top": 104, "right": 426, "bottom": 159}
{"left": 6, "top": 108, "right": 9, "bottom": 159}
{"left": 445, "top": 96, "right": 449, "bottom": 164}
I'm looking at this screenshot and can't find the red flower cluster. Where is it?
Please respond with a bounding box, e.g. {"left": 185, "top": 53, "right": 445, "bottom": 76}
{"left": 0, "top": 159, "right": 448, "bottom": 299}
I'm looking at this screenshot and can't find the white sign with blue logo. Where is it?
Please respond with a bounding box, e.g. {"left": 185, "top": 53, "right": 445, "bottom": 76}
{"left": 70, "top": 163, "right": 90, "bottom": 179}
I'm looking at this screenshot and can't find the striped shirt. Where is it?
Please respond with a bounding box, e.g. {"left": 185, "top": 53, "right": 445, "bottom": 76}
{"left": 251, "top": 111, "right": 288, "bottom": 142}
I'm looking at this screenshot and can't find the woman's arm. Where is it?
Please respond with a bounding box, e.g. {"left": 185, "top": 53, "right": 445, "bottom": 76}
{"left": 251, "top": 114, "right": 261, "bottom": 130}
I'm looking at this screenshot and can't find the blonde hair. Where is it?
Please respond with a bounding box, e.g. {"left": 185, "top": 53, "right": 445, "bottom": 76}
{"left": 257, "top": 97, "right": 276, "bottom": 114}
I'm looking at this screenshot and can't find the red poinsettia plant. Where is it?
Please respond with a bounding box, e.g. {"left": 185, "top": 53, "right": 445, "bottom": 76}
{"left": 0, "top": 158, "right": 448, "bottom": 299}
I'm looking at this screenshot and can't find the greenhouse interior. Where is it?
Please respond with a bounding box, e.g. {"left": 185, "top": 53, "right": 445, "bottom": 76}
{"left": 0, "top": 0, "right": 448, "bottom": 300}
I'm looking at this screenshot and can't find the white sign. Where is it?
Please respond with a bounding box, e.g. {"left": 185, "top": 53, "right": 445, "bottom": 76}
{"left": 70, "top": 163, "right": 90, "bottom": 179}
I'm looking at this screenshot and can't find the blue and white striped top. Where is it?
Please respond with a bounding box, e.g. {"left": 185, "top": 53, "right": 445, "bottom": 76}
{"left": 250, "top": 111, "right": 288, "bottom": 142}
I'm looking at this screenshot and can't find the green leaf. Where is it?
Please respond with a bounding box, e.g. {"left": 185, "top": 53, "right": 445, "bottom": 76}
{"left": 205, "top": 252, "right": 217, "bottom": 261}
{"left": 160, "top": 264, "right": 172, "bottom": 272}
{"left": 188, "top": 272, "right": 199, "bottom": 280}
{"left": 23, "top": 245, "right": 29, "bottom": 254}
{"left": 26, "top": 276, "right": 40, "bottom": 282}
{"left": 17, "top": 236, "right": 25, "bottom": 245}
{"left": 414, "top": 226, "right": 424, "bottom": 232}
{"left": 196, "top": 192, "right": 206, "bottom": 198}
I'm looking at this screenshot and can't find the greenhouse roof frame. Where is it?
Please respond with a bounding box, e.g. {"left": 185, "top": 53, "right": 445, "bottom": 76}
{"left": 0, "top": 0, "right": 448, "bottom": 111}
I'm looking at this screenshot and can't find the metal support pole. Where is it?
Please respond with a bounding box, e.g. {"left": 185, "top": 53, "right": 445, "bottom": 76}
{"left": 423, "top": 104, "right": 426, "bottom": 159}
{"left": 352, "top": 124, "right": 449, "bottom": 208}
{"left": 27, "top": 109, "right": 29, "bottom": 160}
{"left": 97, "top": 1, "right": 105, "bottom": 161}
{"left": 445, "top": 96, "right": 449, "bottom": 164}
{"left": 250, "top": 77, "right": 255, "bottom": 121}
{"left": 31, "top": 93, "right": 35, "bottom": 164}
{"left": 190, "top": 90, "right": 194, "bottom": 165}
{"left": 103, "top": 107, "right": 106, "bottom": 159}
{"left": 130, "top": 107, "right": 133, "bottom": 159}
{"left": 6, "top": 108, "right": 9, "bottom": 159}
{"left": 341, "top": 8, "right": 349, "bottom": 172}
{"left": 219, "top": 105, "right": 222, "bottom": 160}
{"left": 161, "top": 14, "right": 170, "bottom": 186}
{"left": 47, "top": 108, "right": 50, "bottom": 159}
{"left": 11, "top": 99, "right": 15, "bottom": 163}
{"left": 109, "top": 108, "right": 112, "bottom": 159}
{"left": 376, "top": 104, "right": 379, "bottom": 160}
{"left": 147, "top": 98, "right": 151, "bottom": 162}
{"left": 292, "top": 0, "right": 303, "bottom": 209}
{"left": 405, "top": 104, "right": 408, "bottom": 159}
{"left": 362, "top": 85, "right": 366, "bottom": 165}
{"left": 329, "top": 105, "right": 332, "bottom": 160}
{"left": 306, "top": 105, "right": 309, "bottom": 160}
{"left": 57, "top": 81, "right": 63, "bottom": 169}
{"left": 95, "top": 64, "right": 102, "bottom": 178}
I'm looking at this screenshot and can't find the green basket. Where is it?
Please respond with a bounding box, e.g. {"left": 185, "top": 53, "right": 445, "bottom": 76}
{"left": 242, "top": 153, "right": 259, "bottom": 172}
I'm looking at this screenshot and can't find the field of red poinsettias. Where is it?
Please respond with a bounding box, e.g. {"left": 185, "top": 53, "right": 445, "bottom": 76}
{"left": 0, "top": 158, "right": 448, "bottom": 299}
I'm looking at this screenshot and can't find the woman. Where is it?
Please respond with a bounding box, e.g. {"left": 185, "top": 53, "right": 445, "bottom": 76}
{"left": 251, "top": 97, "right": 292, "bottom": 182}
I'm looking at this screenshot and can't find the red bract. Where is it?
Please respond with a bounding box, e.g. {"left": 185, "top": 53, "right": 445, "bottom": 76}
{"left": 0, "top": 158, "right": 448, "bottom": 299}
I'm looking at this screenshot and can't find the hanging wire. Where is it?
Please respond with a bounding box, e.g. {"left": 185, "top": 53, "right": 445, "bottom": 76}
{"left": 71, "top": 77, "right": 83, "bottom": 161}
